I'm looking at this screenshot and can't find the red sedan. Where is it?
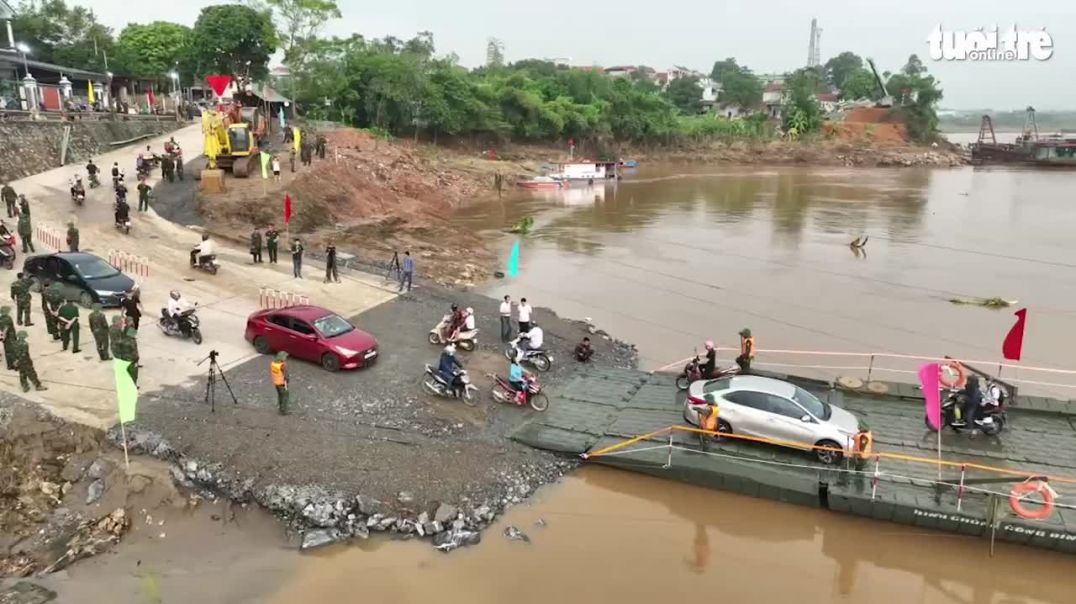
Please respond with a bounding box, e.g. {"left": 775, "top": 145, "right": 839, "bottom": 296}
{"left": 244, "top": 305, "right": 379, "bottom": 371}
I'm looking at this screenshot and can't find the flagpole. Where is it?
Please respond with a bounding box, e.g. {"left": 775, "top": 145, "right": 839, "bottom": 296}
{"left": 119, "top": 421, "right": 130, "bottom": 472}
{"left": 936, "top": 425, "right": 942, "bottom": 480}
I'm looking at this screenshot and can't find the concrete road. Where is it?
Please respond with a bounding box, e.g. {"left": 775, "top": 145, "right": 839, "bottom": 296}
{"left": 0, "top": 123, "right": 396, "bottom": 428}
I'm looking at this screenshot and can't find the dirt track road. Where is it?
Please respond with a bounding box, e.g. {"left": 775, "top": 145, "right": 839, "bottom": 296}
{"left": 0, "top": 124, "right": 396, "bottom": 428}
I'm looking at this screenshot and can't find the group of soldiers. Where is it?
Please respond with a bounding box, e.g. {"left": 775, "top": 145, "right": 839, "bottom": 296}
{"left": 0, "top": 183, "right": 36, "bottom": 253}
{"left": 5, "top": 273, "right": 141, "bottom": 393}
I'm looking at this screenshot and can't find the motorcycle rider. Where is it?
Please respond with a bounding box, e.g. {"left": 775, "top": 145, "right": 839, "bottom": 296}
{"left": 114, "top": 197, "right": 130, "bottom": 226}
{"left": 86, "top": 159, "right": 99, "bottom": 186}
{"left": 114, "top": 175, "right": 127, "bottom": 203}
{"left": 515, "top": 322, "right": 544, "bottom": 362}
{"left": 111, "top": 162, "right": 120, "bottom": 184}
{"left": 190, "top": 233, "right": 215, "bottom": 268}
{"left": 700, "top": 340, "right": 717, "bottom": 379}
{"left": 508, "top": 358, "right": 532, "bottom": 405}
{"left": 442, "top": 303, "right": 464, "bottom": 339}
{"left": 70, "top": 175, "right": 85, "bottom": 201}
{"left": 461, "top": 307, "right": 476, "bottom": 335}
{"left": 437, "top": 344, "right": 464, "bottom": 397}
{"left": 957, "top": 375, "right": 984, "bottom": 429}
{"left": 166, "top": 290, "right": 194, "bottom": 336}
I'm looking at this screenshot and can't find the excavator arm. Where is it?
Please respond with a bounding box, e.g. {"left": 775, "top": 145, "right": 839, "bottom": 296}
{"left": 866, "top": 58, "right": 893, "bottom": 107}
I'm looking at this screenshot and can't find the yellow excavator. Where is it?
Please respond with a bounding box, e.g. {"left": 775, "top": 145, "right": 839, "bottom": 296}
{"left": 201, "top": 103, "right": 266, "bottom": 178}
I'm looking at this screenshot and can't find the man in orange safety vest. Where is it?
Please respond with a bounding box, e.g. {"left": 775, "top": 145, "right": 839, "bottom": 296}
{"left": 270, "top": 351, "right": 290, "bottom": 415}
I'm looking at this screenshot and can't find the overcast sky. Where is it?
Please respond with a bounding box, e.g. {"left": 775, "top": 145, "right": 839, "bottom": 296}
{"left": 74, "top": 0, "right": 1074, "bottom": 110}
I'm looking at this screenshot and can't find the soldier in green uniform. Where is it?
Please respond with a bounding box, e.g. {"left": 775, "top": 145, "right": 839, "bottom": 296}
{"left": 57, "top": 298, "right": 81, "bottom": 353}
{"left": 43, "top": 283, "right": 63, "bottom": 340}
{"left": 0, "top": 306, "right": 16, "bottom": 370}
{"left": 12, "top": 331, "right": 46, "bottom": 392}
{"left": 17, "top": 194, "right": 30, "bottom": 218}
{"left": 88, "top": 303, "right": 110, "bottom": 360}
{"left": 1, "top": 181, "right": 16, "bottom": 218}
{"left": 16, "top": 211, "right": 33, "bottom": 253}
{"left": 10, "top": 272, "right": 33, "bottom": 327}
{"left": 265, "top": 224, "right": 280, "bottom": 264}
{"left": 66, "top": 220, "right": 80, "bottom": 252}
{"left": 108, "top": 315, "right": 126, "bottom": 359}
{"left": 137, "top": 179, "right": 151, "bottom": 212}
{"left": 124, "top": 326, "right": 139, "bottom": 385}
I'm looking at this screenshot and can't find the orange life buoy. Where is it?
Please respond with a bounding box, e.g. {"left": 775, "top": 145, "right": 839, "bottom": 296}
{"left": 939, "top": 360, "right": 967, "bottom": 389}
{"left": 1009, "top": 480, "right": 1055, "bottom": 520}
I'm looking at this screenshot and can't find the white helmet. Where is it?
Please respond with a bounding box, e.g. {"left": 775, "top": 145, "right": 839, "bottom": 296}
{"left": 465, "top": 307, "right": 474, "bottom": 314}
{"left": 444, "top": 344, "right": 456, "bottom": 355}
{"left": 169, "top": 290, "right": 180, "bottom": 300}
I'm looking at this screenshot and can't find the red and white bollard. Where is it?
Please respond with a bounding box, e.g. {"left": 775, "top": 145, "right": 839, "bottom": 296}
{"left": 107, "top": 249, "right": 150, "bottom": 278}
{"left": 259, "top": 287, "right": 310, "bottom": 309}
{"left": 34, "top": 225, "right": 63, "bottom": 250}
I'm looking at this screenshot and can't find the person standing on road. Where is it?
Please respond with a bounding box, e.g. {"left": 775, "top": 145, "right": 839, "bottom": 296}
{"left": 249, "top": 227, "right": 263, "bottom": 263}
{"left": 499, "top": 295, "right": 513, "bottom": 341}
{"left": 13, "top": 331, "right": 46, "bottom": 392}
{"left": 120, "top": 286, "right": 142, "bottom": 330}
{"left": 16, "top": 211, "right": 32, "bottom": 253}
{"left": 270, "top": 351, "right": 289, "bottom": 415}
{"left": 736, "top": 328, "right": 755, "bottom": 374}
{"left": 17, "top": 194, "right": 30, "bottom": 218}
{"left": 0, "top": 306, "right": 16, "bottom": 370}
{"left": 265, "top": 225, "right": 280, "bottom": 264}
{"left": 398, "top": 250, "right": 414, "bottom": 292}
{"left": 272, "top": 156, "right": 281, "bottom": 182}
{"left": 291, "top": 238, "right": 304, "bottom": 278}
{"left": 112, "top": 325, "right": 140, "bottom": 385}
{"left": 88, "top": 303, "right": 109, "bottom": 360}
{"left": 175, "top": 151, "right": 185, "bottom": 180}
{"left": 289, "top": 148, "right": 296, "bottom": 172}
{"left": 1, "top": 182, "right": 16, "bottom": 218}
{"left": 66, "top": 220, "right": 79, "bottom": 252}
{"left": 517, "top": 298, "right": 533, "bottom": 335}
{"left": 43, "top": 283, "right": 63, "bottom": 341}
{"left": 11, "top": 272, "right": 33, "bottom": 327}
{"left": 57, "top": 298, "right": 81, "bottom": 353}
{"left": 137, "top": 178, "right": 151, "bottom": 212}
{"left": 324, "top": 241, "right": 340, "bottom": 283}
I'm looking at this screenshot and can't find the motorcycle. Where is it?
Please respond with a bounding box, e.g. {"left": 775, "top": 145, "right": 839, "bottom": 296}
{"left": 489, "top": 373, "right": 549, "bottom": 411}
{"left": 676, "top": 355, "right": 740, "bottom": 390}
{"left": 0, "top": 231, "right": 16, "bottom": 270}
{"left": 114, "top": 210, "right": 131, "bottom": 235}
{"left": 428, "top": 314, "right": 478, "bottom": 351}
{"left": 423, "top": 364, "right": 478, "bottom": 405}
{"left": 927, "top": 383, "right": 1007, "bottom": 435}
{"left": 504, "top": 336, "right": 553, "bottom": 372}
{"left": 157, "top": 306, "right": 203, "bottom": 345}
{"left": 88, "top": 172, "right": 100, "bottom": 188}
{"left": 191, "top": 253, "right": 220, "bottom": 275}
{"left": 71, "top": 188, "right": 86, "bottom": 206}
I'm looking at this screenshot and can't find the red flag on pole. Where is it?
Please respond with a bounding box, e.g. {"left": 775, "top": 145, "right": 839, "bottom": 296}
{"left": 283, "top": 193, "right": 292, "bottom": 225}
{"left": 146, "top": 86, "right": 155, "bottom": 107}
{"left": 205, "top": 75, "right": 232, "bottom": 98}
{"left": 1002, "top": 308, "right": 1027, "bottom": 361}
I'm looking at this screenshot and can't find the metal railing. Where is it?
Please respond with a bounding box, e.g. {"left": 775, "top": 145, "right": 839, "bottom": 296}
{"left": 0, "top": 108, "right": 180, "bottom": 123}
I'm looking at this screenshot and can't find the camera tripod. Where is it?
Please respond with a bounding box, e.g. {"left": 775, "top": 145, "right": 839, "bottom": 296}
{"left": 199, "top": 350, "right": 237, "bottom": 412}
{"left": 384, "top": 251, "right": 402, "bottom": 281}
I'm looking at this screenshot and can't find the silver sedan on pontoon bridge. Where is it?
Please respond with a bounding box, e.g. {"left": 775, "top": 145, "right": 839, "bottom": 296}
{"left": 684, "top": 375, "right": 861, "bottom": 464}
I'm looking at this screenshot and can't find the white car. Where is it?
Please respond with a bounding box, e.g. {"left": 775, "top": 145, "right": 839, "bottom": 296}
{"left": 685, "top": 375, "right": 860, "bottom": 464}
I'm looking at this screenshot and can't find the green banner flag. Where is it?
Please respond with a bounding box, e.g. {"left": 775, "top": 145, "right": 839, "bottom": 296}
{"left": 113, "top": 359, "right": 138, "bottom": 424}
{"left": 260, "top": 151, "right": 271, "bottom": 179}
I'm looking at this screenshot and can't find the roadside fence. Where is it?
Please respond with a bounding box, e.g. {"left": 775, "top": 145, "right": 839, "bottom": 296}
{"left": 259, "top": 287, "right": 309, "bottom": 309}
{"left": 107, "top": 250, "right": 150, "bottom": 278}
{"left": 33, "top": 224, "right": 63, "bottom": 250}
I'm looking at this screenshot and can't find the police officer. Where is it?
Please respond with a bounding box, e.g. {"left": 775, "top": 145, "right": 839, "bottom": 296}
{"left": 270, "top": 351, "right": 289, "bottom": 415}
{"left": 0, "top": 306, "right": 16, "bottom": 370}
{"left": 0, "top": 181, "right": 16, "bottom": 218}
{"left": 16, "top": 210, "right": 32, "bottom": 253}
{"left": 265, "top": 224, "right": 280, "bottom": 264}
{"left": 17, "top": 194, "right": 29, "bottom": 218}
{"left": 13, "top": 331, "right": 46, "bottom": 392}
{"left": 43, "top": 282, "right": 63, "bottom": 340}
{"left": 88, "top": 303, "right": 110, "bottom": 360}
{"left": 10, "top": 272, "right": 33, "bottom": 326}
{"left": 66, "top": 220, "right": 80, "bottom": 252}
{"left": 57, "top": 298, "right": 81, "bottom": 353}
{"left": 137, "top": 178, "right": 151, "bottom": 212}
{"left": 250, "top": 227, "right": 263, "bottom": 263}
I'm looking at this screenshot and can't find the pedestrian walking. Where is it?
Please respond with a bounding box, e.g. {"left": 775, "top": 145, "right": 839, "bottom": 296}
{"left": 398, "top": 250, "right": 414, "bottom": 292}
{"left": 108, "top": 315, "right": 125, "bottom": 360}
{"left": 250, "top": 227, "right": 263, "bottom": 263}
{"left": 66, "top": 220, "right": 79, "bottom": 252}
{"left": 11, "top": 272, "right": 33, "bottom": 327}
{"left": 175, "top": 153, "right": 185, "bottom": 180}
{"left": 88, "top": 303, "right": 110, "bottom": 360}
{"left": 1, "top": 182, "right": 16, "bottom": 218}
{"left": 0, "top": 306, "right": 16, "bottom": 370}
{"left": 17, "top": 194, "right": 29, "bottom": 218}
{"left": 16, "top": 211, "right": 32, "bottom": 253}
{"left": 120, "top": 286, "right": 142, "bottom": 330}
{"left": 13, "top": 331, "right": 46, "bottom": 392}
{"left": 291, "top": 238, "right": 304, "bottom": 278}
{"left": 272, "top": 156, "right": 281, "bottom": 182}
{"left": 324, "top": 242, "right": 340, "bottom": 283}
{"left": 270, "top": 351, "right": 289, "bottom": 415}
{"left": 137, "top": 179, "right": 151, "bottom": 212}
{"left": 518, "top": 297, "right": 533, "bottom": 334}
{"left": 499, "top": 295, "right": 513, "bottom": 341}
{"left": 57, "top": 299, "right": 81, "bottom": 353}
{"left": 266, "top": 225, "right": 280, "bottom": 264}
{"left": 161, "top": 155, "right": 175, "bottom": 182}
{"left": 736, "top": 328, "right": 755, "bottom": 373}
{"left": 43, "top": 283, "right": 63, "bottom": 340}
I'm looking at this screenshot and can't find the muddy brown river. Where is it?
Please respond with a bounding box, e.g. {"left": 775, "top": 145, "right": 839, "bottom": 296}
{"left": 44, "top": 164, "right": 1076, "bottom": 602}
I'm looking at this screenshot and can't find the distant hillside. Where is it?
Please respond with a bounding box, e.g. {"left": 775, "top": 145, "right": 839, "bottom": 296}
{"left": 939, "top": 110, "right": 1076, "bottom": 132}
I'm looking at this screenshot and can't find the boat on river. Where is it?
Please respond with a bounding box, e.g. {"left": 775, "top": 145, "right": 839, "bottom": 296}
{"left": 516, "top": 176, "right": 564, "bottom": 190}
{"left": 970, "top": 109, "right": 1076, "bottom": 168}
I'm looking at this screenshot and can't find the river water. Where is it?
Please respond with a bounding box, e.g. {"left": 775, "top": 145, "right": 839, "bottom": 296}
{"left": 54, "top": 163, "right": 1076, "bottom": 602}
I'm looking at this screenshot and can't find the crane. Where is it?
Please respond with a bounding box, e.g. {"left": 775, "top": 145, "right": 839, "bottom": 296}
{"left": 866, "top": 58, "right": 893, "bottom": 108}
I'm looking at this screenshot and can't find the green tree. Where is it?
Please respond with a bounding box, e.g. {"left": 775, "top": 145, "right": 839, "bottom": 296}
{"left": 823, "top": 51, "right": 863, "bottom": 88}
{"left": 710, "top": 57, "right": 741, "bottom": 82}
{"left": 719, "top": 68, "right": 762, "bottom": 108}
{"left": 11, "top": 0, "right": 113, "bottom": 71}
{"left": 113, "top": 22, "right": 192, "bottom": 81}
{"left": 264, "top": 0, "right": 341, "bottom": 63}
{"left": 664, "top": 75, "right": 703, "bottom": 114}
{"left": 838, "top": 68, "right": 877, "bottom": 101}
{"left": 885, "top": 54, "right": 943, "bottom": 141}
{"left": 782, "top": 68, "right": 823, "bottom": 135}
{"left": 187, "top": 4, "right": 277, "bottom": 84}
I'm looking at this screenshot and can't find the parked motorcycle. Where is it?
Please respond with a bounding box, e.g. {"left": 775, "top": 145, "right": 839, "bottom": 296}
{"left": 191, "top": 253, "right": 220, "bottom": 275}
{"left": 489, "top": 373, "right": 548, "bottom": 411}
{"left": 423, "top": 364, "right": 478, "bottom": 405}
{"left": 927, "top": 383, "right": 1007, "bottom": 435}
{"left": 504, "top": 336, "right": 552, "bottom": 372}
{"left": 427, "top": 314, "right": 478, "bottom": 351}
{"left": 157, "top": 306, "right": 203, "bottom": 345}
{"left": 676, "top": 355, "right": 739, "bottom": 390}
{"left": 0, "top": 231, "right": 16, "bottom": 270}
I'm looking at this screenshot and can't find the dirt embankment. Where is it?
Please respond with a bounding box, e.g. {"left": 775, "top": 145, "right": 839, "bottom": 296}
{"left": 197, "top": 129, "right": 538, "bottom": 286}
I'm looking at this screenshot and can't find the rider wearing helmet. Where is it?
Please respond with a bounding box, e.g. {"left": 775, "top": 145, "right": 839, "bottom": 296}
{"left": 166, "top": 290, "right": 194, "bottom": 335}
{"left": 462, "top": 307, "right": 476, "bottom": 332}
{"left": 438, "top": 344, "right": 464, "bottom": 397}
{"left": 700, "top": 340, "right": 717, "bottom": 379}
{"left": 443, "top": 303, "right": 464, "bottom": 339}
{"left": 70, "top": 175, "right": 85, "bottom": 199}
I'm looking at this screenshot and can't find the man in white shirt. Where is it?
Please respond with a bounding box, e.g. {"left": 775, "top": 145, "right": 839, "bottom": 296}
{"left": 462, "top": 307, "right": 476, "bottom": 333}
{"left": 190, "top": 233, "right": 216, "bottom": 267}
{"left": 499, "top": 295, "right": 512, "bottom": 342}
{"left": 166, "top": 290, "right": 195, "bottom": 335}
{"left": 525, "top": 324, "right": 543, "bottom": 350}
{"left": 517, "top": 297, "right": 533, "bottom": 334}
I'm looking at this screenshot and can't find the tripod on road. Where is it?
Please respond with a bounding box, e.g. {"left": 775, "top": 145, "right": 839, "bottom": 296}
{"left": 199, "top": 350, "right": 237, "bottom": 412}
{"left": 384, "top": 251, "right": 402, "bottom": 282}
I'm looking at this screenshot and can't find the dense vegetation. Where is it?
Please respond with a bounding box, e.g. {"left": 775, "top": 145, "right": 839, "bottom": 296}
{"left": 9, "top": 0, "right": 945, "bottom": 143}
